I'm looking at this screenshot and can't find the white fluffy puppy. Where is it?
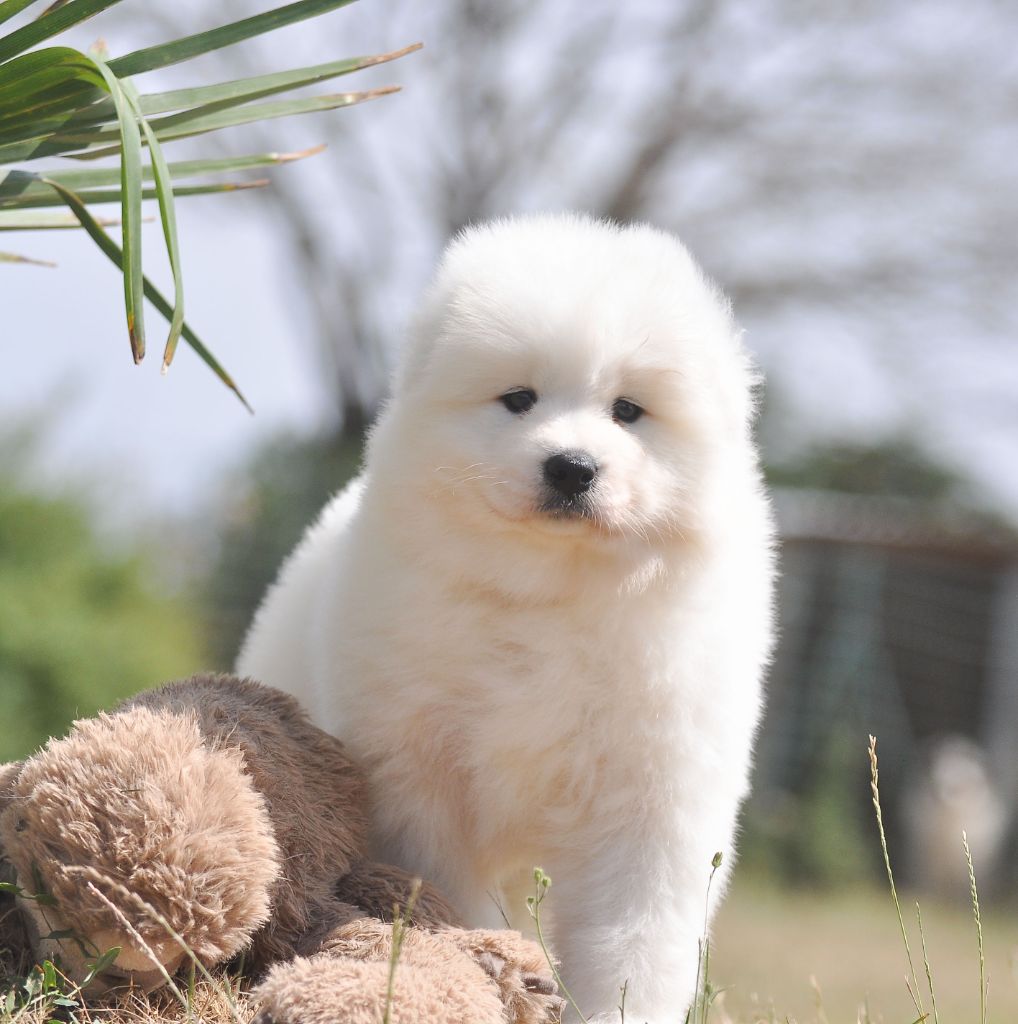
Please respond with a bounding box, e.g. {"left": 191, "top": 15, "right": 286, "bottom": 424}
{"left": 238, "top": 213, "right": 775, "bottom": 1023}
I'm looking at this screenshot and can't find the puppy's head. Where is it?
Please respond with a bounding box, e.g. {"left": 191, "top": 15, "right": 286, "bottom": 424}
{"left": 380, "top": 213, "right": 759, "bottom": 549}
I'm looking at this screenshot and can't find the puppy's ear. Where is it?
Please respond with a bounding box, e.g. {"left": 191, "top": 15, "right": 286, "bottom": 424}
{"left": 392, "top": 293, "right": 446, "bottom": 398}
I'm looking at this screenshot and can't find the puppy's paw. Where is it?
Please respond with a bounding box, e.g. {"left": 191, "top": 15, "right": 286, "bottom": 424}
{"left": 442, "top": 928, "right": 564, "bottom": 1023}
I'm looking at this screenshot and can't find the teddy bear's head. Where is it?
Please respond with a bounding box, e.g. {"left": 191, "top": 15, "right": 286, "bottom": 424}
{"left": 0, "top": 706, "right": 281, "bottom": 990}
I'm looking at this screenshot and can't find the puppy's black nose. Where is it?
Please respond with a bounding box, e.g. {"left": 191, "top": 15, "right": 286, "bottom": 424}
{"left": 543, "top": 451, "right": 598, "bottom": 498}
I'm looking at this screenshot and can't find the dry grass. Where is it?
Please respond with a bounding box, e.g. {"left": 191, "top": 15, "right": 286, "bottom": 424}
{"left": 711, "top": 880, "right": 1018, "bottom": 1023}
{"left": 0, "top": 960, "right": 253, "bottom": 1024}
{"left": 1, "top": 897, "right": 249, "bottom": 1024}
{"left": 6, "top": 882, "right": 1018, "bottom": 1024}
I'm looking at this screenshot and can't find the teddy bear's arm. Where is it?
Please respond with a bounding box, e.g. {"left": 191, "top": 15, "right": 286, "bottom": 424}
{"left": 253, "top": 948, "right": 509, "bottom": 1024}
{"left": 0, "top": 762, "right": 21, "bottom": 813}
{"left": 335, "top": 860, "right": 459, "bottom": 930}
{"left": 256, "top": 917, "right": 562, "bottom": 1024}
{"left": 0, "top": 763, "right": 33, "bottom": 981}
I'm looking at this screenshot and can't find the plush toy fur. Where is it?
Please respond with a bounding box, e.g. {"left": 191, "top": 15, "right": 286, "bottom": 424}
{"left": 0, "top": 674, "right": 560, "bottom": 1024}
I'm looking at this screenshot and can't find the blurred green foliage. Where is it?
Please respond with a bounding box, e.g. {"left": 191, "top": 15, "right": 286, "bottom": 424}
{"left": 0, "top": 479, "right": 208, "bottom": 761}
{"left": 740, "top": 728, "right": 876, "bottom": 889}
{"left": 767, "top": 438, "right": 966, "bottom": 504}
{"left": 206, "top": 428, "right": 363, "bottom": 668}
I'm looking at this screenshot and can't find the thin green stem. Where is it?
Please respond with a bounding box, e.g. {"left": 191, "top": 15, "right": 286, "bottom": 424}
{"left": 868, "top": 735, "right": 925, "bottom": 1023}
{"left": 962, "top": 831, "right": 987, "bottom": 1024}
{"left": 915, "top": 900, "right": 940, "bottom": 1024}
{"left": 382, "top": 878, "right": 420, "bottom": 1024}
{"left": 689, "top": 852, "right": 723, "bottom": 1024}
{"left": 528, "top": 868, "right": 589, "bottom": 1024}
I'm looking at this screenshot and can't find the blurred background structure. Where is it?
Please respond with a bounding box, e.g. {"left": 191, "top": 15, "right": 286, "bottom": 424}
{"left": 1, "top": 0, "right": 1017, "bottom": 1018}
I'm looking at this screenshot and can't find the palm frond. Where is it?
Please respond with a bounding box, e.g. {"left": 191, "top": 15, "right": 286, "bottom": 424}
{"left": 0, "top": 0, "right": 420, "bottom": 403}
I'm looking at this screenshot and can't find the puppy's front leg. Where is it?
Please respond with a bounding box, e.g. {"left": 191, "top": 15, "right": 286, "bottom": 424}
{"left": 541, "top": 841, "right": 724, "bottom": 1024}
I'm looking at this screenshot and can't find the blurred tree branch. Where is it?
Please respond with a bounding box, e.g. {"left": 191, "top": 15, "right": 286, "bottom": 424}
{"left": 123, "top": 0, "right": 1017, "bottom": 442}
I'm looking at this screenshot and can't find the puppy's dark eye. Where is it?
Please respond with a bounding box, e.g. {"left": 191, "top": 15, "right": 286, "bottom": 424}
{"left": 612, "top": 398, "right": 644, "bottom": 424}
{"left": 501, "top": 389, "right": 537, "bottom": 414}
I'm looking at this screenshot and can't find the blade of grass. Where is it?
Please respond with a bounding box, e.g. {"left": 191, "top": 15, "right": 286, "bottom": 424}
{"left": 0, "top": 0, "right": 44, "bottom": 29}
{"left": 63, "top": 86, "right": 398, "bottom": 160}
{"left": 868, "top": 736, "right": 926, "bottom": 1024}
{"left": 0, "top": 44, "right": 107, "bottom": 91}
{"left": 382, "top": 879, "right": 421, "bottom": 1024}
{"left": 0, "top": 44, "right": 415, "bottom": 145}
{"left": 88, "top": 49, "right": 144, "bottom": 361}
{"left": 689, "top": 852, "right": 723, "bottom": 1024}
{"left": 0, "top": 49, "right": 107, "bottom": 143}
{"left": 37, "top": 0, "right": 78, "bottom": 14}
{"left": 2, "top": 178, "right": 267, "bottom": 207}
{"left": 962, "top": 832, "right": 987, "bottom": 1024}
{"left": 0, "top": 81, "right": 104, "bottom": 131}
{"left": 0, "top": 97, "right": 107, "bottom": 150}
{"left": 0, "top": 248, "right": 54, "bottom": 264}
{"left": 0, "top": 0, "right": 123, "bottom": 62}
{"left": 915, "top": 901, "right": 940, "bottom": 1024}
{"left": 122, "top": 77, "right": 184, "bottom": 371}
{"left": 0, "top": 207, "right": 118, "bottom": 227}
{"left": 11, "top": 178, "right": 267, "bottom": 205}
{"left": 42, "top": 177, "right": 251, "bottom": 410}
{"left": 70, "top": 144, "right": 323, "bottom": 180}
{"left": 0, "top": 147, "right": 320, "bottom": 203}
{"left": 135, "top": 44, "right": 419, "bottom": 115}
{"left": 2, "top": 82, "right": 394, "bottom": 167}
{"left": 108, "top": 0, "right": 356, "bottom": 78}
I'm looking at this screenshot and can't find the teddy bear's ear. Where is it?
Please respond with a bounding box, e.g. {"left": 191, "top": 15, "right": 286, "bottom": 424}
{"left": 0, "top": 761, "right": 22, "bottom": 813}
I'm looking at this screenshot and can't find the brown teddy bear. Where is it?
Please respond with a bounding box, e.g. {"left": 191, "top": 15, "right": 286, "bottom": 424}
{"left": 0, "top": 674, "right": 562, "bottom": 1024}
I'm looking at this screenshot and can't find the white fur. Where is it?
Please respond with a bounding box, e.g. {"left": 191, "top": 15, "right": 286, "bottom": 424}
{"left": 238, "top": 213, "right": 776, "bottom": 1023}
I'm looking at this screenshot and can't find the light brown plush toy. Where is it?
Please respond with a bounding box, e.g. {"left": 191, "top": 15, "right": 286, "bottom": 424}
{"left": 0, "top": 675, "right": 561, "bottom": 1024}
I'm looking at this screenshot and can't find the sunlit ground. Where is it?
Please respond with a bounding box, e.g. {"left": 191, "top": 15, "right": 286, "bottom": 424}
{"left": 712, "top": 881, "right": 1018, "bottom": 1022}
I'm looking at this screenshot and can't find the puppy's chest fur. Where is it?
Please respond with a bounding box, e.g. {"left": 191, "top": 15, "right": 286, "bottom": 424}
{"left": 340, "top": 569, "right": 706, "bottom": 851}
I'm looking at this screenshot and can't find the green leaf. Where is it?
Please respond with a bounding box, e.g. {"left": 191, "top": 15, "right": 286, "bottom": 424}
{"left": 0, "top": 82, "right": 103, "bottom": 135}
{"left": 36, "top": 44, "right": 419, "bottom": 129}
{"left": 88, "top": 49, "right": 144, "bottom": 362}
{"left": 69, "top": 87, "right": 397, "bottom": 160}
{"left": 0, "top": 0, "right": 123, "bottom": 63}
{"left": 0, "top": 125, "right": 94, "bottom": 163}
{"left": 0, "top": 45, "right": 106, "bottom": 93}
{"left": 38, "top": 0, "right": 80, "bottom": 14}
{"left": 0, "top": 85, "right": 391, "bottom": 165}
{"left": 4, "top": 178, "right": 267, "bottom": 207}
{"left": 134, "top": 44, "right": 419, "bottom": 117}
{"left": 123, "top": 76, "right": 183, "bottom": 368}
{"left": 0, "top": 0, "right": 43, "bottom": 29}
{"left": 81, "top": 945, "right": 120, "bottom": 987}
{"left": 0, "top": 44, "right": 417, "bottom": 156}
{"left": 0, "top": 48, "right": 110, "bottom": 163}
{"left": 0, "top": 207, "right": 117, "bottom": 227}
{"left": 108, "top": 0, "right": 357, "bottom": 78}
{"left": 0, "top": 147, "right": 319, "bottom": 203}
{"left": 42, "top": 177, "right": 252, "bottom": 411}
{"left": 0, "top": 248, "right": 55, "bottom": 264}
